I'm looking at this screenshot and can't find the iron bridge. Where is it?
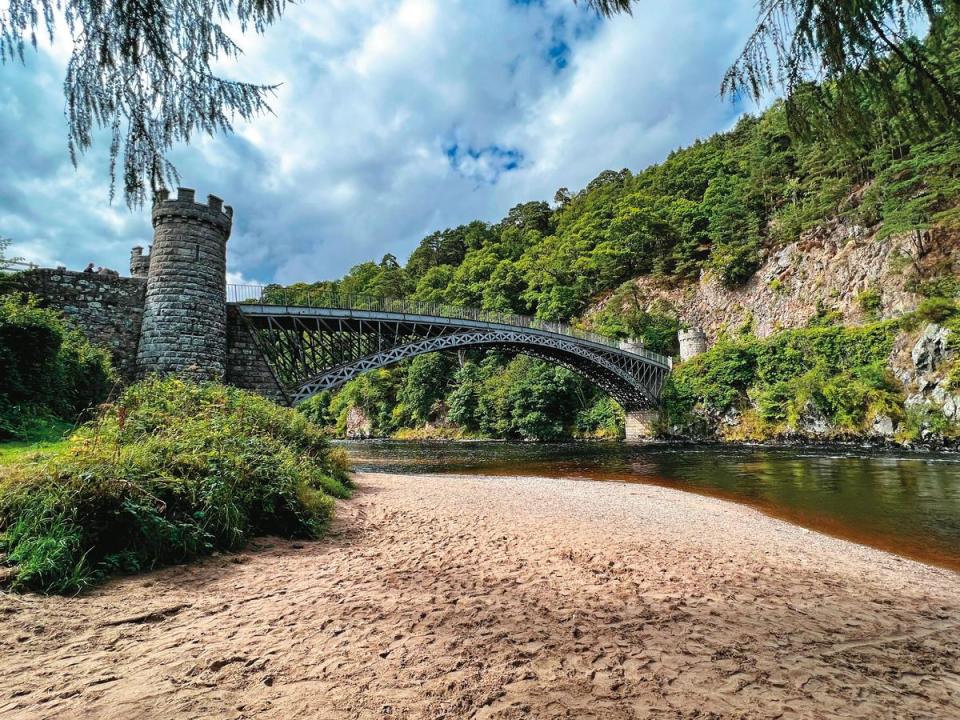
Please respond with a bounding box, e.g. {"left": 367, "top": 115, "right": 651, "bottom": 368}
{"left": 229, "top": 287, "right": 672, "bottom": 409}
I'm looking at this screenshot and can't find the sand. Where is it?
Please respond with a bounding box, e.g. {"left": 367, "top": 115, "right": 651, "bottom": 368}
{"left": 1, "top": 472, "right": 959, "bottom": 719}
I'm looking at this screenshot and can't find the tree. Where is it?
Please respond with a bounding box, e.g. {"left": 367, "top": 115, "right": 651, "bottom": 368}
{"left": 406, "top": 228, "right": 471, "bottom": 279}
{"left": 395, "top": 354, "right": 453, "bottom": 426}
{"left": 501, "top": 201, "right": 554, "bottom": 235}
{"left": 0, "top": 237, "right": 22, "bottom": 270}
{"left": 702, "top": 175, "right": 761, "bottom": 288}
{"left": 364, "top": 254, "right": 412, "bottom": 298}
{"left": 1, "top": 0, "right": 284, "bottom": 205}
{"left": 447, "top": 361, "right": 484, "bottom": 432}
{"left": 723, "top": 2, "right": 960, "bottom": 135}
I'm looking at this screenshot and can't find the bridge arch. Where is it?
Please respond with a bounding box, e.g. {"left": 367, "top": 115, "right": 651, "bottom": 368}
{"left": 232, "top": 292, "right": 671, "bottom": 411}
{"left": 289, "top": 330, "right": 659, "bottom": 408}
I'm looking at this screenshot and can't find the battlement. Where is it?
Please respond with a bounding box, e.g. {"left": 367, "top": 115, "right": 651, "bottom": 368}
{"left": 152, "top": 187, "right": 233, "bottom": 236}
{"left": 130, "top": 245, "right": 151, "bottom": 278}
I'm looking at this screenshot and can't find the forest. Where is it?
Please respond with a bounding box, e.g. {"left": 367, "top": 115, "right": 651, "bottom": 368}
{"left": 277, "top": 14, "right": 960, "bottom": 441}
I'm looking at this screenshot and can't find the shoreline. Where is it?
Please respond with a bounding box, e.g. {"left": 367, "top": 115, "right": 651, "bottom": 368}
{"left": 335, "top": 435, "right": 960, "bottom": 454}
{"left": 1, "top": 471, "right": 958, "bottom": 718}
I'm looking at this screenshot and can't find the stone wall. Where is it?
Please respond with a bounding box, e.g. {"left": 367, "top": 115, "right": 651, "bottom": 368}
{"left": 9, "top": 268, "right": 146, "bottom": 381}
{"left": 225, "top": 305, "right": 287, "bottom": 404}
{"left": 624, "top": 409, "right": 659, "bottom": 441}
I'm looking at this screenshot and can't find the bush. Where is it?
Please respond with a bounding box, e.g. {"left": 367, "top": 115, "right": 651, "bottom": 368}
{"left": 670, "top": 339, "right": 759, "bottom": 414}
{"left": 914, "top": 297, "right": 959, "bottom": 325}
{"left": 663, "top": 321, "right": 903, "bottom": 438}
{"left": 574, "top": 395, "right": 625, "bottom": 439}
{"left": 856, "top": 287, "right": 883, "bottom": 319}
{"left": 0, "top": 378, "right": 351, "bottom": 593}
{"left": 0, "top": 293, "right": 114, "bottom": 439}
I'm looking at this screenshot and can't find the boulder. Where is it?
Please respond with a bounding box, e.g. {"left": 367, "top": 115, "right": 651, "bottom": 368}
{"left": 797, "top": 402, "right": 831, "bottom": 436}
{"left": 344, "top": 406, "right": 373, "bottom": 439}
{"left": 871, "top": 414, "right": 896, "bottom": 438}
{"left": 911, "top": 323, "right": 953, "bottom": 372}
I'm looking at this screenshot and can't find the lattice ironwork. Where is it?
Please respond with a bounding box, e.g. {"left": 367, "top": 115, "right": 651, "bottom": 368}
{"left": 235, "top": 302, "right": 672, "bottom": 410}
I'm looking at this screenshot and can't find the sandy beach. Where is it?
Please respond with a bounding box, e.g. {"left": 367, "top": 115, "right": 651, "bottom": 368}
{"left": 1, "top": 471, "right": 958, "bottom": 719}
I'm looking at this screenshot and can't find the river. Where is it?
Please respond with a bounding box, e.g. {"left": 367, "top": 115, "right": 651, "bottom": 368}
{"left": 341, "top": 440, "right": 960, "bottom": 572}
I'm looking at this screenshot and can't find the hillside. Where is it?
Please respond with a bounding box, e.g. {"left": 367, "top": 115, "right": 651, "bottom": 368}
{"left": 283, "top": 21, "right": 960, "bottom": 444}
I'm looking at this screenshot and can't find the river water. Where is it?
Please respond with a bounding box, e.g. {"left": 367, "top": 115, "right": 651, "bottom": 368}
{"left": 341, "top": 440, "right": 960, "bottom": 572}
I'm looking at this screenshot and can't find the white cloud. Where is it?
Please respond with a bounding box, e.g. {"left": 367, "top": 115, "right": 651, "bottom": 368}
{"left": 1, "top": 0, "right": 764, "bottom": 285}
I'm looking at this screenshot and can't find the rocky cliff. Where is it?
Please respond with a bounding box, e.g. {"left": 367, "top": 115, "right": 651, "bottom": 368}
{"left": 594, "top": 223, "right": 958, "bottom": 341}
{"left": 589, "top": 223, "right": 959, "bottom": 446}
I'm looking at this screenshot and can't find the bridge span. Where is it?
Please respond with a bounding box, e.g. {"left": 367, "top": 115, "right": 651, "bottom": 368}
{"left": 229, "top": 286, "right": 672, "bottom": 411}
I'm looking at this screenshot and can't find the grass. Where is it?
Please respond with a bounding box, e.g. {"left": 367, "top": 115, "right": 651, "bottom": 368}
{"left": 0, "top": 439, "right": 71, "bottom": 466}
{"left": 0, "top": 419, "right": 73, "bottom": 466}
{"left": 0, "top": 378, "right": 352, "bottom": 594}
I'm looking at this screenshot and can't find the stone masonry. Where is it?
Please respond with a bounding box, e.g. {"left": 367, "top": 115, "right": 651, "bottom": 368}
{"left": 225, "top": 305, "right": 286, "bottom": 403}
{"left": 678, "top": 328, "right": 708, "bottom": 361}
{"left": 8, "top": 269, "right": 146, "bottom": 381}
{"left": 11, "top": 187, "right": 282, "bottom": 397}
{"left": 129, "top": 246, "right": 151, "bottom": 278}
{"left": 136, "top": 188, "right": 233, "bottom": 380}
{"left": 625, "top": 409, "right": 659, "bottom": 441}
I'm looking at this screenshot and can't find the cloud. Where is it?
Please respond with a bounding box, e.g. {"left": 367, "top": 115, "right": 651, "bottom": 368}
{"left": 0, "top": 0, "right": 762, "bottom": 284}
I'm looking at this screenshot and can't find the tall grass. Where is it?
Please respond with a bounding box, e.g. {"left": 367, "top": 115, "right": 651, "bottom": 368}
{"left": 0, "top": 377, "right": 351, "bottom": 594}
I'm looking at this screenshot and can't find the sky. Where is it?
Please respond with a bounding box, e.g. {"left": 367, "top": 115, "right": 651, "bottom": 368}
{"left": 0, "top": 0, "right": 762, "bottom": 285}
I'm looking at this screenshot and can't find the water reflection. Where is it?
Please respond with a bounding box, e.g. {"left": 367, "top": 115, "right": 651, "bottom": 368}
{"left": 341, "top": 441, "right": 960, "bottom": 571}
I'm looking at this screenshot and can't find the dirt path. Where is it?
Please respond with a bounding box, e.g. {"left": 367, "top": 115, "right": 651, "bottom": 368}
{"left": 1, "top": 472, "right": 959, "bottom": 719}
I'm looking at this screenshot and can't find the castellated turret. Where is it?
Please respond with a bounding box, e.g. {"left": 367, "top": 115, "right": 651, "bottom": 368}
{"left": 129, "top": 246, "right": 151, "bottom": 278}
{"left": 678, "top": 327, "right": 708, "bottom": 361}
{"left": 136, "top": 187, "right": 233, "bottom": 380}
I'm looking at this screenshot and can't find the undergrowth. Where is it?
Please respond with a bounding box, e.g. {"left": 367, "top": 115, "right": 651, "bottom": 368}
{"left": 662, "top": 298, "right": 960, "bottom": 441}
{"left": 0, "top": 377, "right": 352, "bottom": 594}
{"left": 661, "top": 322, "right": 903, "bottom": 438}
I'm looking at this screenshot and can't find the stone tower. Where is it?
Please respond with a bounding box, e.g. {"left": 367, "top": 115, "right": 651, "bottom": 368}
{"left": 129, "top": 246, "right": 151, "bottom": 278}
{"left": 678, "top": 327, "right": 708, "bottom": 361}
{"left": 136, "top": 187, "right": 233, "bottom": 380}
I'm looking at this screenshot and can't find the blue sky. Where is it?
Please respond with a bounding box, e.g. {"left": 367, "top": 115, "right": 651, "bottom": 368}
{"left": 0, "top": 0, "right": 760, "bottom": 284}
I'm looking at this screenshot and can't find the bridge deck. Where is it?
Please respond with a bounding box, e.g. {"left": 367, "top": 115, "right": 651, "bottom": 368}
{"left": 234, "top": 303, "right": 672, "bottom": 370}
{"left": 228, "top": 288, "right": 672, "bottom": 409}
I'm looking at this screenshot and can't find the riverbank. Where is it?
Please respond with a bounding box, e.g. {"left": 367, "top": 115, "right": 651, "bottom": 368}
{"left": 2, "top": 472, "right": 959, "bottom": 718}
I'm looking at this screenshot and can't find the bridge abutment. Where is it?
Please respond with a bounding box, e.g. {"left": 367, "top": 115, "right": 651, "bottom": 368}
{"left": 625, "top": 409, "right": 659, "bottom": 441}
{"left": 136, "top": 188, "right": 233, "bottom": 380}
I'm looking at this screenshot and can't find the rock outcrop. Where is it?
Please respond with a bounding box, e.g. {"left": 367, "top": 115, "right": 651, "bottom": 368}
{"left": 344, "top": 406, "right": 374, "bottom": 439}
{"left": 900, "top": 323, "right": 958, "bottom": 422}
{"left": 589, "top": 224, "right": 958, "bottom": 344}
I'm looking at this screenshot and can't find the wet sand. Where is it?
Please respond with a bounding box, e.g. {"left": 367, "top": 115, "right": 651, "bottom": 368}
{"left": 1, "top": 472, "right": 959, "bottom": 719}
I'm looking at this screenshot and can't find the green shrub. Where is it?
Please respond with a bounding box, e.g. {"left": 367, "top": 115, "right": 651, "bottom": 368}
{"left": 574, "top": 395, "right": 624, "bottom": 439}
{"left": 914, "top": 276, "right": 960, "bottom": 300}
{"left": 298, "top": 390, "right": 336, "bottom": 427}
{"left": 0, "top": 293, "right": 114, "bottom": 439}
{"left": 668, "top": 339, "right": 759, "bottom": 414}
{"left": 754, "top": 381, "right": 793, "bottom": 424}
{"left": 914, "top": 297, "right": 959, "bottom": 324}
{"left": 0, "top": 377, "right": 351, "bottom": 593}
{"left": 662, "top": 321, "right": 902, "bottom": 437}
{"left": 898, "top": 403, "right": 956, "bottom": 443}
{"left": 948, "top": 360, "right": 960, "bottom": 391}
{"left": 856, "top": 287, "right": 883, "bottom": 319}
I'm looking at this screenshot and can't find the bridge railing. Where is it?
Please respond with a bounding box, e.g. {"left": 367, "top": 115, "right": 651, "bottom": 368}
{"left": 0, "top": 260, "right": 40, "bottom": 272}
{"left": 228, "top": 284, "right": 672, "bottom": 366}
